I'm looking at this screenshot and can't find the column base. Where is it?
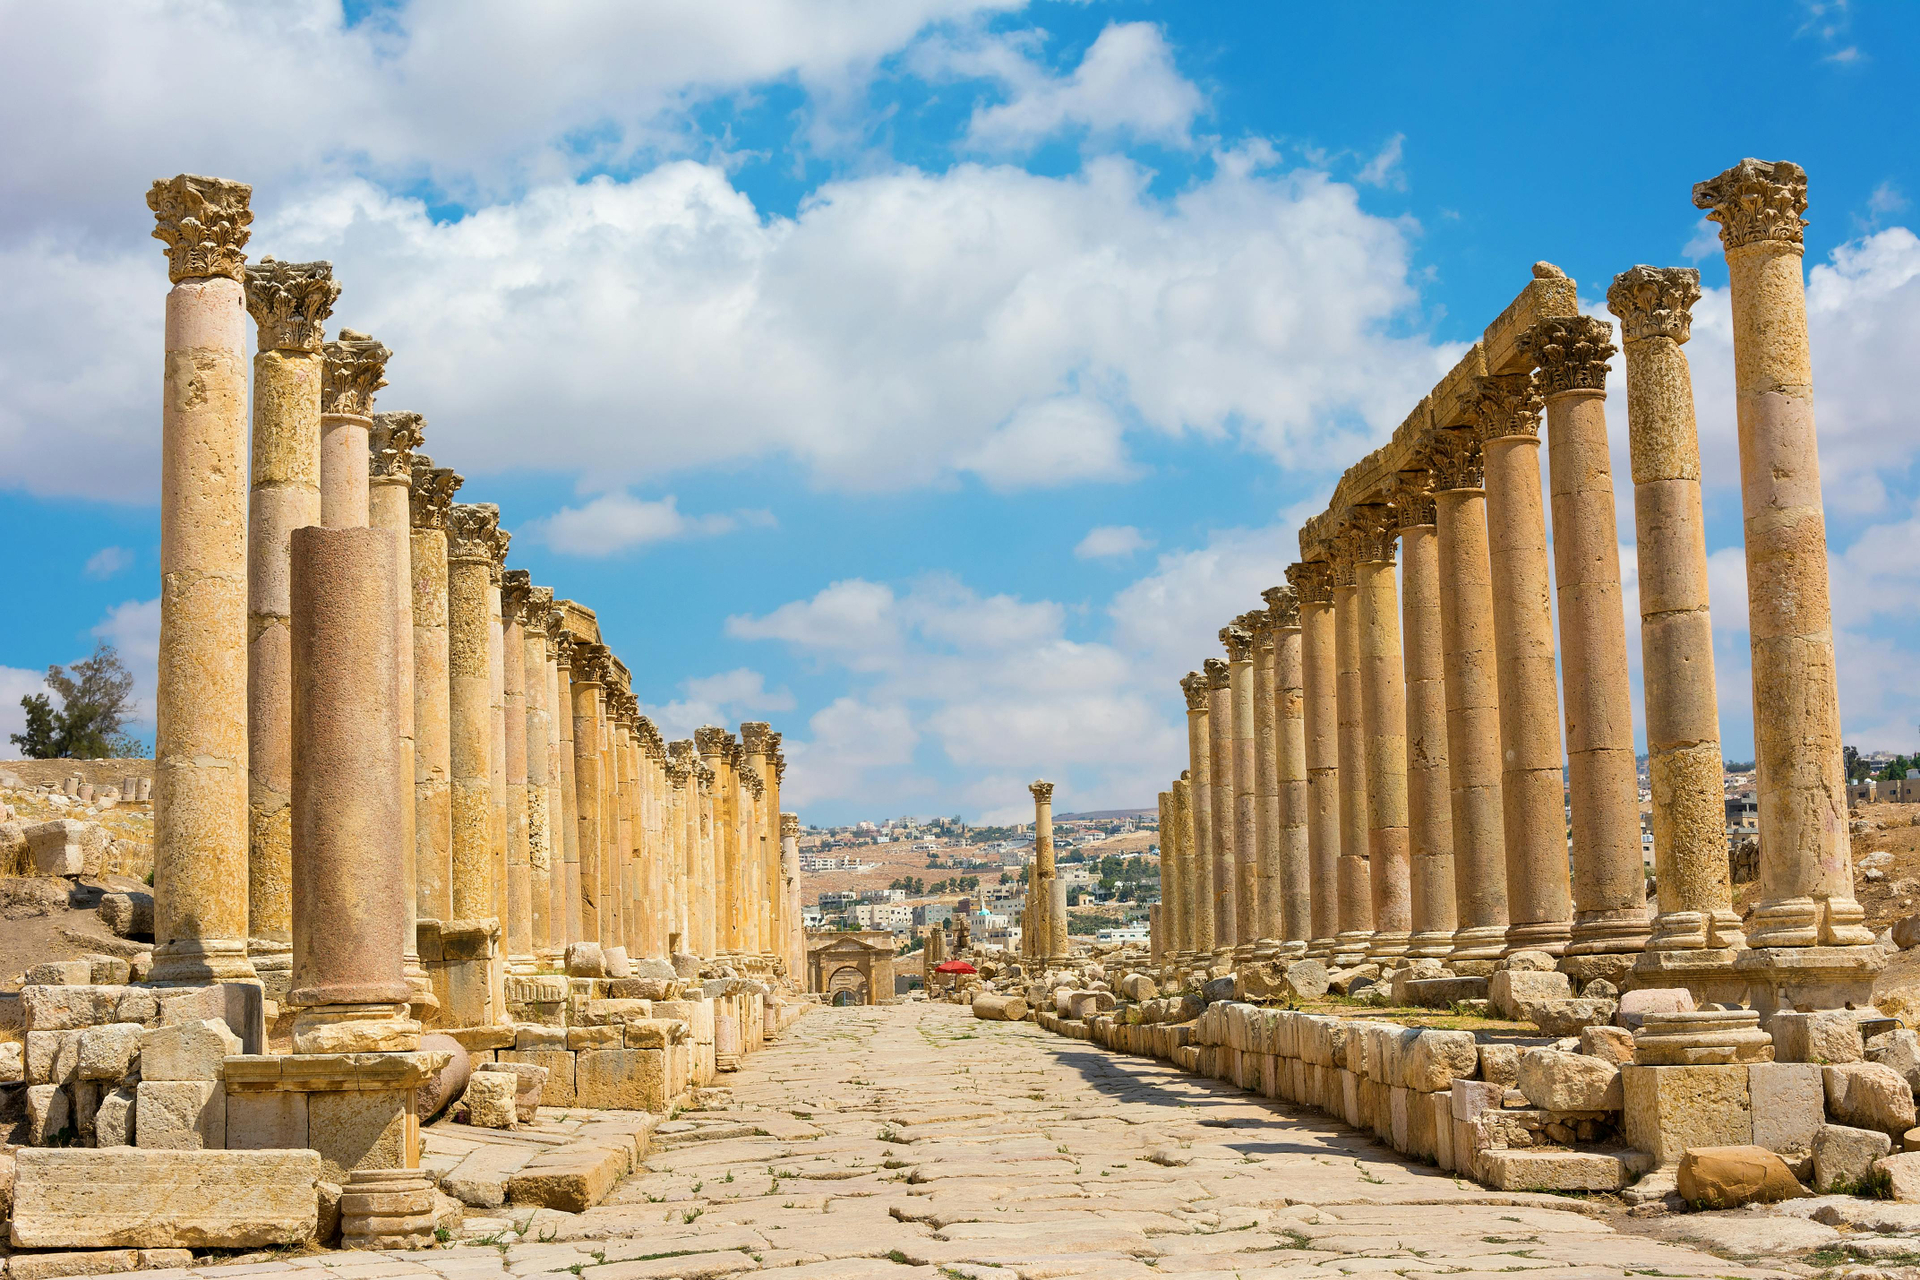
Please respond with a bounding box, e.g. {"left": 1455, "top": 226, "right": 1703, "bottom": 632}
{"left": 1404, "top": 931, "right": 1455, "bottom": 959}
{"left": 1503, "top": 919, "right": 1571, "bottom": 957}
{"left": 403, "top": 953, "right": 438, "bottom": 1017}
{"left": 1366, "top": 931, "right": 1411, "bottom": 962}
{"left": 149, "top": 937, "right": 258, "bottom": 985}
{"left": 340, "top": 1168, "right": 438, "bottom": 1251}
{"left": 224, "top": 1049, "right": 448, "bottom": 1185}
{"left": 1305, "top": 937, "right": 1337, "bottom": 960}
{"left": 1746, "top": 895, "right": 1877, "bottom": 950}
{"left": 1628, "top": 946, "right": 1749, "bottom": 1007}
{"left": 291, "top": 1001, "right": 422, "bottom": 1055}
{"left": 1233, "top": 943, "right": 1260, "bottom": 967}
{"left": 1646, "top": 909, "right": 1747, "bottom": 954}
{"left": 1735, "top": 944, "right": 1883, "bottom": 1016}
{"left": 1566, "top": 908, "right": 1652, "bottom": 956}
{"left": 248, "top": 939, "right": 293, "bottom": 1004}
{"left": 507, "top": 953, "right": 541, "bottom": 977}
{"left": 1448, "top": 923, "right": 1508, "bottom": 961}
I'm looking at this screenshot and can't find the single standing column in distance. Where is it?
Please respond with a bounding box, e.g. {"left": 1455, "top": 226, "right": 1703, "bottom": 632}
{"left": 147, "top": 173, "right": 259, "bottom": 986}
{"left": 1474, "top": 368, "right": 1573, "bottom": 955}
{"left": 1288, "top": 562, "right": 1341, "bottom": 958}
{"left": 241, "top": 256, "right": 337, "bottom": 991}
{"left": 1179, "top": 674, "right": 1216, "bottom": 961}
{"left": 1355, "top": 509, "right": 1411, "bottom": 960}
{"left": 1609, "top": 264, "right": 1747, "bottom": 998}
{"left": 1393, "top": 473, "right": 1458, "bottom": 958}
{"left": 1330, "top": 544, "right": 1373, "bottom": 962}
{"left": 1694, "top": 159, "right": 1876, "bottom": 1011}
{"left": 1031, "top": 780, "right": 1058, "bottom": 966}
{"left": 1264, "top": 584, "right": 1312, "bottom": 953}
{"left": 1205, "top": 658, "right": 1237, "bottom": 961}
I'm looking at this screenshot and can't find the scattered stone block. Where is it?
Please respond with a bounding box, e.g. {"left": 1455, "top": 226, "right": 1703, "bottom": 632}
{"left": 95, "top": 1085, "right": 136, "bottom": 1147}
{"left": 565, "top": 941, "right": 606, "bottom": 978}
{"left": 75, "top": 1022, "right": 145, "bottom": 1081}
{"left": 1523, "top": 997, "right": 1618, "bottom": 1036}
{"left": 8, "top": 1147, "right": 321, "bottom": 1247}
{"left": 1750, "top": 1061, "right": 1827, "bottom": 1159}
{"left": 463, "top": 1070, "right": 519, "bottom": 1129}
{"left": 1517, "top": 1048, "right": 1621, "bottom": 1112}
{"left": 1479, "top": 1148, "right": 1629, "bottom": 1191}
{"left": 1773, "top": 1010, "right": 1866, "bottom": 1064}
{"left": 1676, "top": 1145, "right": 1809, "bottom": 1207}
{"left": 96, "top": 892, "right": 154, "bottom": 939}
{"left": 475, "top": 1060, "right": 548, "bottom": 1122}
{"left": 134, "top": 1079, "right": 223, "bottom": 1150}
{"left": 1616, "top": 987, "right": 1695, "bottom": 1030}
{"left": 603, "top": 945, "right": 631, "bottom": 979}
{"left": 1580, "top": 1024, "right": 1636, "bottom": 1065}
{"left": 500, "top": 1049, "right": 574, "bottom": 1109}
{"left": 0, "top": 1039, "right": 22, "bottom": 1082}
{"left": 3, "top": 1248, "right": 143, "bottom": 1280}
{"left": 1814, "top": 1123, "right": 1893, "bottom": 1191}
{"left": 139, "top": 1017, "right": 241, "bottom": 1081}
{"left": 23, "top": 985, "right": 158, "bottom": 1033}
{"left": 1868, "top": 1029, "right": 1920, "bottom": 1093}
{"left": 1478, "top": 1043, "right": 1519, "bottom": 1087}
{"left": 576, "top": 1047, "right": 670, "bottom": 1111}
{"left": 1404, "top": 975, "right": 1487, "bottom": 1008}
{"left": 1489, "top": 968, "right": 1570, "bottom": 1019}
{"left": 1825, "top": 1062, "right": 1918, "bottom": 1137}
{"left": 28, "top": 961, "right": 94, "bottom": 986}
{"left": 1622, "top": 1064, "right": 1751, "bottom": 1166}
{"left": 27, "top": 1082, "right": 71, "bottom": 1145}
{"left": 1404, "top": 1029, "right": 1479, "bottom": 1092}
{"left": 25, "top": 819, "right": 105, "bottom": 876}
{"left": 26, "top": 1030, "right": 79, "bottom": 1085}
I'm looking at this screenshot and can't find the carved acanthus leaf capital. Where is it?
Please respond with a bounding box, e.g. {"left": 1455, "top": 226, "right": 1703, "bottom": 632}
{"left": 694, "top": 726, "right": 730, "bottom": 757}
{"left": 148, "top": 174, "right": 252, "bottom": 283}
{"left": 501, "top": 569, "right": 533, "bottom": 624}
{"left": 1390, "top": 471, "right": 1437, "bottom": 529}
{"left": 780, "top": 813, "right": 800, "bottom": 839}
{"left": 447, "top": 502, "right": 500, "bottom": 563}
{"left": 1348, "top": 506, "right": 1397, "bottom": 566}
{"left": 552, "top": 631, "right": 577, "bottom": 669}
{"left": 1427, "top": 428, "right": 1484, "bottom": 491}
{"left": 1523, "top": 315, "right": 1616, "bottom": 398}
{"left": 1179, "top": 671, "right": 1208, "bottom": 711}
{"left": 243, "top": 258, "right": 338, "bottom": 352}
{"left": 1693, "top": 158, "right": 1808, "bottom": 251}
{"left": 665, "top": 757, "right": 692, "bottom": 786}
{"left": 1219, "top": 624, "right": 1253, "bottom": 663}
{"left": 409, "top": 458, "right": 464, "bottom": 531}
{"left": 1285, "top": 561, "right": 1333, "bottom": 606}
{"left": 1261, "top": 584, "right": 1300, "bottom": 628}
{"left": 1607, "top": 265, "right": 1702, "bottom": 345}
{"left": 740, "top": 721, "right": 773, "bottom": 754}
{"left": 322, "top": 329, "right": 391, "bottom": 418}
{"left": 370, "top": 411, "right": 423, "bottom": 482}
{"left": 1240, "top": 609, "right": 1276, "bottom": 652}
{"left": 525, "top": 585, "right": 555, "bottom": 639}
{"left": 1203, "top": 657, "right": 1230, "bottom": 691}
{"left": 668, "top": 738, "right": 697, "bottom": 764}
{"left": 1029, "top": 780, "right": 1054, "bottom": 804}
{"left": 1469, "top": 372, "right": 1543, "bottom": 443}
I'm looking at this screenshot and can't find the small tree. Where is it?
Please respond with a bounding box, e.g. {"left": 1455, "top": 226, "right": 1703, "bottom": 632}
{"left": 10, "top": 642, "right": 142, "bottom": 759}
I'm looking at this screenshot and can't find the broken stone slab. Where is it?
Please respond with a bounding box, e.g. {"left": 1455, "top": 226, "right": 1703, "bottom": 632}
{"left": 1615, "top": 987, "right": 1695, "bottom": 1031}
{"left": 25, "top": 819, "right": 106, "bottom": 876}
{"left": 140, "top": 1018, "right": 241, "bottom": 1081}
{"left": 463, "top": 1070, "right": 519, "bottom": 1130}
{"left": 97, "top": 892, "right": 154, "bottom": 940}
{"left": 1403, "top": 975, "right": 1488, "bottom": 1008}
{"left": 1868, "top": 1029, "right": 1920, "bottom": 1093}
{"left": 1751, "top": 1061, "right": 1826, "bottom": 1161}
{"left": 1579, "top": 1025, "right": 1636, "bottom": 1066}
{"left": 1517, "top": 1048, "right": 1621, "bottom": 1112}
{"left": 75, "top": 1022, "right": 144, "bottom": 1081}
{"left": 1824, "top": 1062, "right": 1918, "bottom": 1137}
{"left": 1520, "top": 996, "right": 1618, "bottom": 1036}
{"left": 9, "top": 1148, "right": 320, "bottom": 1248}
{"left": 1676, "top": 1144, "right": 1809, "bottom": 1208}
{"left": 21, "top": 985, "right": 159, "bottom": 1033}
{"left": 4, "top": 1248, "right": 193, "bottom": 1280}
{"left": 1772, "top": 1009, "right": 1866, "bottom": 1064}
{"left": 475, "top": 1061, "right": 548, "bottom": 1122}
{"left": 1489, "top": 968, "right": 1570, "bottom": 1019}
{"left": 1403, "top": 1029, "right": 1479, "bottom": 1092}
{"left": 565, "top": 941, "right": 607, "bottom": 978}
{"left": 1477, "top": 1148, "right": 1632, "bottom": 1191}
{"left": 27, "top": 961, "right": 94, "bottom": 986}
{"left": 1873, "top": 1150, "right": 1920, "bottom": 1202}
{"left": 1813, "top": 1123, "right": 1893, "bottom": 1191}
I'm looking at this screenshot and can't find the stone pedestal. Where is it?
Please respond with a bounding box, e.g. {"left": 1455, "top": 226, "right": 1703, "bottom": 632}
{"left": 340, "top": 1168, "right": 437, "bottom": 1251}
{"left": 1632, "top": 1010, "right": 1774, "bottom": 1066}
{"left": 224, "top": 1050, "right": 446, "bottom": 1185}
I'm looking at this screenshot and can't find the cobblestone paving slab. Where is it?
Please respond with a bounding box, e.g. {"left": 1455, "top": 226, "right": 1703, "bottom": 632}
{"left": 148, "top": 1004, "right": 1813, "bottom": 1280}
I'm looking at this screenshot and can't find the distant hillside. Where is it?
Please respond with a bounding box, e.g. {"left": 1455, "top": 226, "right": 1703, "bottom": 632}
{"left": 1058, "top": 809, "right": 1155, "bottom": 821}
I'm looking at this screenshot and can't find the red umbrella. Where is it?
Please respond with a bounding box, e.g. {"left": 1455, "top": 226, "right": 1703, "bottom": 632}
{"left": 934, "top": 960, "right": 977, "bottom": 974}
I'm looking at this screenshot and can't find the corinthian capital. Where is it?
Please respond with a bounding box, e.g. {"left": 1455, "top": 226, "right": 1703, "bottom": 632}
{"left": 322, "top": 329, "right": 391, "bottom": 417}
{"left": 1470, "top": 372, "right": 1542, "bottom": 443}
{"left": 1179, "top": 671, "right": 1208, "bottom": 711}
{"left": 574, "top": 643, "right": 613, "bottom": 687}
{"left": 695, "top": 726, "right": 730, "bottom": 757}
{"left": 1219, "top": 625, "right": 1253, "bottom": 663}
{"left": 524, "top": 585, "right": 555, "bottom": 638}
{"left": 740, "top": 721, "right": 773, "bottom": 754}
{"left": 1350, "top": 505, "right": 1398, "bottom": 566}
{"left": 1523, "top": 316, "right": 1616, "bottom": 398}
{"left": 1607, "top": 265, "right": 1702, "bottom": 345}
{"left": 1285, "top": 561, "right": 1332, "bottom": 607}
{"left": 1203, "top": 657, "right": 1230, "bottom": 691}
{"left": 1427, "top": 428, "right": 1484, "bottom": 492}
{"left": 370, "top": 411, "right": 423, "bottom": 481}
{"left": 781, "top": 813, "right": 800, "bottom": 839}
{"left": 410, "top": 458, "right": 463, "bottom": 530}
{"left": 243, "top": 258, "right": 338, "bottom": 352}
{"left": 1261, "top": 583, "right": 1300, "bottom": 628}
{"left": 1390, "top": 471, "right": 1437, "bottom": 529}
{"left": 446, "top": 502, "right": 500, "bottom": 563}
{"left": 666, "top": 757, "right": 692, "bottom": 787}
{"left": 1693, "top": 158, "right": 1808, "bottom": 251}
{"left": 148, "top": 174, "right": 252, "bottom": 283}
{"left": 668, "top": 738, "right": 697, "bottom": 765}
{"left": 1240, "top": 608, "right": 1275, "bottom": 647}
{"left": 1029, "top": 779, "right": 1054, "bottom": 804}
{"left": 501, "top": 569, "right": 533, "bottom": 623}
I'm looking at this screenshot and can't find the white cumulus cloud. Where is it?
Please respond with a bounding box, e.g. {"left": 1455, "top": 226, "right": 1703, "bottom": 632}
{"left": 529, "top": 491, "right": 753, "bottom": 557}
{"left": 1074, "top": 524, "right": 1150, "bottom": 560}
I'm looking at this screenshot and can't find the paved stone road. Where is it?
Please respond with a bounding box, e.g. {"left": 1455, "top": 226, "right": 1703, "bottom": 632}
{"left": 173, "top": 1003, "right": 1812, "bottom": 1280}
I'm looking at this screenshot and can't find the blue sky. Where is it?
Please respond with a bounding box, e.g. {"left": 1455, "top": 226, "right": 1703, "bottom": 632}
{"left": 3, "top": 1, "right": 1918, "bottom": 824}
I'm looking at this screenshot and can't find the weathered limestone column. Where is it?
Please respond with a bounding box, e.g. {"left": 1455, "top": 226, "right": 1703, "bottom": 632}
{"left": 486, "top": 554, "right": 511, "bottom": 954}
{"left": 409, "top": 461, "right": 461, "bottom": 931}
{"left": 780, "top": 812, "right": 801, "bottom": 973}
{"left": 1355, "top": 509, "right": 1411, "bottom": 960}
{"left": 1330, "top": 543, "right": 1373, "bottom": 961}
{"left": 521, "top": 587, "right": 556, "bottom": 960}
{"left": 1393, "top": 474, "right": 1458, "bottom": 958}
{"left": 1288, "top": 562, "right": 1341, "bottom": 957}
{"left": 602, "top": 678, "right": 626, "bottom": 952}
{"left": 544, "top": 629, "right": 567, "bottom": 952}
{"left": 500, "top": 571, "right": 534, "bottom": 971}
{"left": 696, "top": 727, "right": 735, "bottom": 954}
{"left": 1049, "top": 877, "right": 1068, "bottom": 963}
{"left": 318, "top": 330, "right": 389, "bottom": 530}
{"left": 1609, "top": 265, "right": 1747, "bottom": 994}
{"left": 1204, "top": 657, "right": 1237, "bottom": 960}
{"left": 147, "top": 174, "right": 258, "bottom": 986}
{"left": 446, "top": 504, "right": 500, "bottom": 927}
{"left": 743, "top": 723, "right": 776, "bottom": 963}
{"left": 1474, "top": 371, "right": 1573, "bottom": 954}
{"left": 1172, "top": 774, "right": 1199, "bottom": 963}
{"left": 1031, "top": 780, "right": 1058, "bottom": 966}
{"left": 1428, "top": 429, "right": 1510, "bottom": 961}
{"left": 1526, "top": 315, "right": 1650, "bottom": 971}
{"left": 1264, "top": 585, "right": 1312, "bottom": 952}
{"left": 369, "top": 413, "right": 432, "bottom": 1012}
{"left": 242, "top": 257, "right": 337, "bottom": 990}
{"left": 1247, "top": 610, "right": 1283, "bottom": 957}
{"left": 553, "top": 631, "right": 583, "bottom": 947}
{"left": 288, "top": 524, "right": 418, "bottom": 1053}
{"left": 571, "top": 646, "right": 609, "bottom": 944}
{"left": 1223, "top": 626, "right": 1260, "bottom": 961}
{"left": 1179, "top": 674, "right": 1216, "bottom": 961}
{"left": 672, "top": 740, "right": 709, "bottom": 956}
{"left": 666, "top": 756, "right": 692, "bottom": 953}
{"left": 1694, "top": 159, "right": 1877, "bottom": 1009}
{"left": 1157, "top": 790, "right": 1178, "bottom": 963}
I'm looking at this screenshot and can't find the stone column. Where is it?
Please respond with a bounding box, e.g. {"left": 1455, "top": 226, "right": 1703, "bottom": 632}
{"left": 670, "top": 739, "right": 700, "bottom": 953}
{"left": 1172, "top": 774, "right": 1199, "bottom": 963}
{"left": 500, "top": 571, "right": 534, "bottom": 971}
{"left": 446, "top": 505, "right": 500, "bottom": 927}
{"left": 369, "top": 414, "right": 432, "bottom": 1012}
{"left": 1428, "top": 429, "right": 1510, "bottom": 962}
{"left": 696, "top": 728, "right": 734, "bottom": 954}
{"left": 1179, "top": 674, "right": 1216, "bottom": 961}
{"left": 1031, "top": 780, "right": 1057, "bottom": 966}
{"left": 1608, "top": 265, "right": 1747, "bottom": 994}
{"left": 147, "top": 173, "right": 258, "bottom": 986}
{"left": 318, "top": 330, "right": 389, "bottom": 530}
{"left": 1354, "top": 509, "right": 1411, "bottom": 960}
{"left": 242, "top": 257, "right": 337, "bottom": 991}
{"left": 1223, "top": 626, "right": 1260, "bottom": 962}
{"left": 1264, "top": 585, "right": 1312, "bottom": 952}
{"left": 486, "top": 558, "right": 511, "bottom": 950}
{"left": 571, "top": 646, "right": 609, "bottom": 945}
{"left": 553, "top": 631, "right": 583, "bottom": 947}
{"left": 521, "top": 587, "right": 556, "bottom": 961}
{"left": 1247, "top": 610, "right": 1284, "bottom": 957}
{"left": 1694, "top": 159, "right": 1876, "bottom": 1009}
{"left": 1525, "top": 315, "right": 1649, "bottom": 971}
{"left": 409, "top": 461, "right": 461, "bottom": 932}
{"left": 1204, "top": 657, "right": 1237, "bottom": 960}
{"left": 743, "top": 723, "right": 776, "bottom": 963}
{"left": 666, "top": 757, "right": 691, "bottom": 953}
{"left": 1049, "top": 877, "right": 1068, "bottom": 963}
{"left": 1473, "top": 371, "right": 1573, "bottom": 954}
{"left": 1156, "top": 790, "right": 1177, "bottom": 962}
{"left": 1288, "top": 562, "right": 1341, "bottom": 957}
{"left": 288, "top": 524, "right": 418, "bottom": 1053}
{"left": 1330, "top": 544, "right": 1373, "bottom": 961}
{"left": 780, "top": 813, "right": 801, "bottom": 974}
{"left": 1392, "top": 473, "right": 1458, "bottom": 958}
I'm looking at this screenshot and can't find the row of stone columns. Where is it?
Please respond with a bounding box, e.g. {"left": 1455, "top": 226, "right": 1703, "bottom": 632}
{"left": 142, "top": 173, "right": 809, "bottom": 1041}
{"left": 1156, "top": 160, "right": 1877, "bottom": 1013}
